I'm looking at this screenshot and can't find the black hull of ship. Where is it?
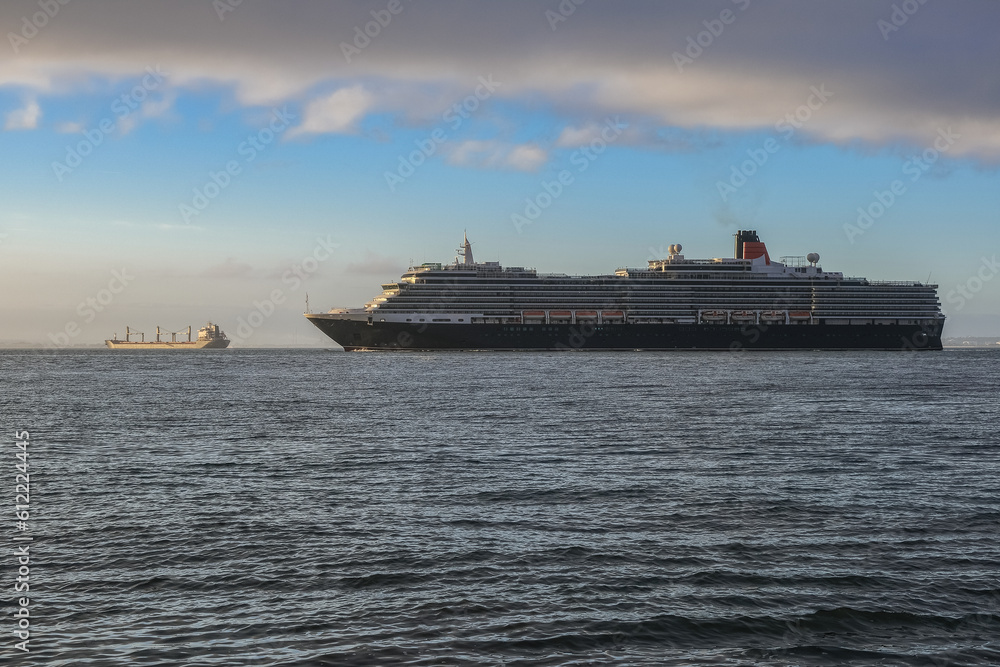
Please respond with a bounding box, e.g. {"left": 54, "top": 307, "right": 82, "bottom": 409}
{"left": 307, "top": 317, "right": 943, "bottom": 351}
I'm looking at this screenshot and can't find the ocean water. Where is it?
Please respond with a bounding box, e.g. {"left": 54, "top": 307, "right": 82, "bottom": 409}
{"left": 2, "top": 349, "right": 999, "bottom": 666}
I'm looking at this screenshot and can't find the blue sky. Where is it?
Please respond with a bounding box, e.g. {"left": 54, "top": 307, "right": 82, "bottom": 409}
{"left": 1, "top": 0, "right": 998, "bottom": 345}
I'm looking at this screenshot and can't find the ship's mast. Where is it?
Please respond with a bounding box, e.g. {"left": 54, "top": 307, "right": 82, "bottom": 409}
{"left": 456, "top": 232, "right": 474, "bottom": 266}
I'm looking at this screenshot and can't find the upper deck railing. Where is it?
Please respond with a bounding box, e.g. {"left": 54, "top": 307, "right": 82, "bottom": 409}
{"left": 861, "top": 280, "right": 933, "bottom": 287}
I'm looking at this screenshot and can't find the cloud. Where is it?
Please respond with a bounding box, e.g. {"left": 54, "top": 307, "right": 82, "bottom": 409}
{"left": 556, "top": 119, "right": 705, "bottom": 153}
{"left": 1, "top": 1, "right": 999, "bottom": 158}
{"left": 344, "top": 250, "right": 405, "bottom": 276}
{"left": 55, "top": 121, "right": 84, "bottom": 133}
{"left": 506, "top": 144, "right": 548, "bottom": 171}
{"left": 289, "top": 85, "right": 374, "bottom": 137}
{"left": 200, "top": 257, "right": 255, "bottom": 279}
{"left": 155, "top": 223, "right": 203, "bottom": 232}
{"left": 120, "top": 89, "right": 177, "bottom": 135}
{"left": 110, "top": 219, "right": 203, "bottom": 233}
{"left": 556, "top": 123, "right": 607, "bottom": 148}
{"left": 445, "top": 140, "right": 547, "bottom": 171}
{"left": 4, "top": 100, "right": 40, "bottom": 130}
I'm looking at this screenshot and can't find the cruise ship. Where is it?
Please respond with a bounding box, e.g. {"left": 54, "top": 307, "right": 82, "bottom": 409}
{"left": 106, "top": 323, "right": 230, "bottom": 349}
{"left": 305, "top": 232, "right": 944, "bottom": 351}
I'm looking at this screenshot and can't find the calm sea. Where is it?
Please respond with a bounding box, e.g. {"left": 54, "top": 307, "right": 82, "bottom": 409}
{"left": 2, "top": 349, "right": 999, "bottom": 666}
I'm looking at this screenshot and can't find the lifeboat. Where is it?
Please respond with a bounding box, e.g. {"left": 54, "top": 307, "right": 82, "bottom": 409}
{"left": 522, "top": 310, "right": 546, "bottom": 319}
{"left": 760, "top": 310, "right": 785, "bottom": 321}
{"left": 601, "top": 311, "right": 625, "bottom": 320}
{"left": 730, "top": 310, "right": 757, "bottom": 323}
{"left": 575, "top": 311, "right": 598, "bottom": 320}
{"left": 549, "top": 311, "right": 572, "bottom": 320}
{"left": 700, "top": 310, "right": 728, "bottom": 323}
{"left": 789, "top": 311, "right": 812, "bottom": 321}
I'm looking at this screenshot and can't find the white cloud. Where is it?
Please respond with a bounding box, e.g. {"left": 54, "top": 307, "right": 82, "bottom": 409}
{"left": 556, "top": 123, "right": 605, "bottom": 148}
{"left": 55, "top": 121, "right": 85, "bottom": 133}
{"left": 505, "top": 144, "right": 547, "bottom": 171}
{"left": 446, "top": 140, "right": 547, "bottom": 171}
{"left": 4, "top": 100, "right": 40, "bottom": 131}
{"left": 446, "top": 140, "right": 493, "bottom": 166}
{"left": 289, "top": 86, "right": 374, "bottom": 137}
{"left": 119, "top": 89, "right": 177, "bottom": 136}
{"left": 118, "top": 114, "right": 138, "bottom": 136}
{"left": 140, "top": 89, "right": 176, "bottom": 120}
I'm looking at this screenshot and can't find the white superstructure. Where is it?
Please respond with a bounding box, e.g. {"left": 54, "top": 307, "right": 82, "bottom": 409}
{"left": 346, "top": 232, "right": 943, "bottom": 328}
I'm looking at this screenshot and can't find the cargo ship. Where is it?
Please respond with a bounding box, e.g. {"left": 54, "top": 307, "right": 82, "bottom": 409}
{"left": 105, "top": 323, "right": 230, "bottom": 349}
{"left": 305, "top": 231, "right": 944, "bottom": 351}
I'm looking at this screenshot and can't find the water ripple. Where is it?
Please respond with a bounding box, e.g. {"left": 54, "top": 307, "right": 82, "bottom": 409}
{"left": 2, "top": 349, "right": 998, "bottom": 665}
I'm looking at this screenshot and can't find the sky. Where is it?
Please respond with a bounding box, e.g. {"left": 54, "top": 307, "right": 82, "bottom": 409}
{"left": 1, "top": 0, "right": 998, "bottom": 346}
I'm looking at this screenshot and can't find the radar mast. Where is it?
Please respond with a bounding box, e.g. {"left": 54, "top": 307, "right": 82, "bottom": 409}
{"left": 457, "top": 232, "right": 474, "bottom": 265}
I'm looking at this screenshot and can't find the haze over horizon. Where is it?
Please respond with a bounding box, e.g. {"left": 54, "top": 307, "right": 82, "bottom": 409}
{"left": 1, "top": 0, "right": 998, "bottom": 346}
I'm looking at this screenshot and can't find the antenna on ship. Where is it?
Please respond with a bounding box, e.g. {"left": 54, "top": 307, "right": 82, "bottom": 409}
{"left": 305, "top": 293, "right": 310, "bottom": 314}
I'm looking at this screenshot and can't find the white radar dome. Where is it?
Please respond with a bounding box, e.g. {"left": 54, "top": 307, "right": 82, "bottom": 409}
{"left": 807, "top": 252, "right": 820, "bottom": 264}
